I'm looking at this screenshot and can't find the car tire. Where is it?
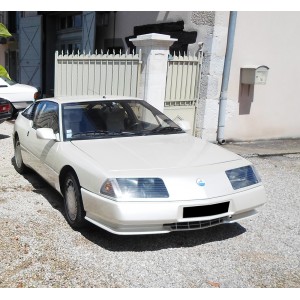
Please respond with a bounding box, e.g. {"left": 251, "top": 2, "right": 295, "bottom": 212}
{"left": 14, "top": 136, "right": 28, "bottom": 174}
{"left": 63, "top": 172, "right": 86, "bottom": 229}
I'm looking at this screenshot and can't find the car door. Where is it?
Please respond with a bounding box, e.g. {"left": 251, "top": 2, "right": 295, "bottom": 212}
{"left": 25, "top": 101, "right": 60, "bottom": 186}
{"left": 17, "top": 102, "right": 37, "bottom": 165}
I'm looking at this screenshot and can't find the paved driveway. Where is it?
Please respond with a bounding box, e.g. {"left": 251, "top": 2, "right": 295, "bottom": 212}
{"left": 0, "top": 121, "right": 299, "bottom": 288}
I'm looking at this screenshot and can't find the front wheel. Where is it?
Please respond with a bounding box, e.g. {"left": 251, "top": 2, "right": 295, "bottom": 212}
{"left": 63, "top": 172, "right": 86, "bottom": 229}
{"left": 14, "top": 137, "right": 28, "bottom": 174}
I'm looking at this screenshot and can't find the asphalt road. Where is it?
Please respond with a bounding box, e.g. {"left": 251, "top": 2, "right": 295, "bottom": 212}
{"left": 0, "top": 120, "right": 299, "bottom": 289}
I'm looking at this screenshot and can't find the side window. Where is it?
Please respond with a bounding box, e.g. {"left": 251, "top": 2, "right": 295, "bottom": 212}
{"left": 33, "top": 101, "right": 59, "bottom": 133}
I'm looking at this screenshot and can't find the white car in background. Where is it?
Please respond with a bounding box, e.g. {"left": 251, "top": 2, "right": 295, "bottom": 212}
{"left": 13, "top": 96, "right": 267, "bottom": 235}
{"left": 0, "top": 76, "right": 39, "bottom": 113}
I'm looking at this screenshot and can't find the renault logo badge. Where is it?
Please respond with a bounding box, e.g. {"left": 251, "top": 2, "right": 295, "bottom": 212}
{"left": 196, "top": 179, "right": 206, "bottom": 187}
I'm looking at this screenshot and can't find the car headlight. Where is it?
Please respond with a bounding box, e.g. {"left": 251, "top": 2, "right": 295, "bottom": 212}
{"left": 225, "top": 165, "right": 261, "bottom": 190}
{"left": 100, "top": 178, "right": 169, "bottom": 199}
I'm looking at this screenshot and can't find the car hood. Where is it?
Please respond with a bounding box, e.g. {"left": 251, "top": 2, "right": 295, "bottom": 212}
{"left": 71, "top": 133, "right": 241, "bottom": 173}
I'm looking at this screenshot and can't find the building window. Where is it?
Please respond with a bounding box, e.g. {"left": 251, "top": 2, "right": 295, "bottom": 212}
{"left": 59, "top": 42, "right": 81, "bottom": 54}
{"left": 57, "top": 13, "right": 82, "bottom": 53}
{"left": 73, "top": 15, "right": 82, "bottom": 28}
{"left": 59, "top": 14, "right": 82, "bottom": 30}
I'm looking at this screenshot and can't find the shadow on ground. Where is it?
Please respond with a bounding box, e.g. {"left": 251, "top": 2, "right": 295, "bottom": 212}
{"left": 79, "top": 221, "right": 246, "bottom": 252}
{"left": 11, "top": 157, "right": 65, "bottom": 214}
{"left": 0, "top": 134, "right": 10, "bottom": 140}
{"left": 24, "top": 172, "right": 65, "bottom": 214}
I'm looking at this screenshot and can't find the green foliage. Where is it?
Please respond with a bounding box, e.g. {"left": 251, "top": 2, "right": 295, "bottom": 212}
{"left": 0, "top": 65, "right": 11, "bottom": 80}
{"left": 0, "top": 23, "right": 12, "bottom": 38}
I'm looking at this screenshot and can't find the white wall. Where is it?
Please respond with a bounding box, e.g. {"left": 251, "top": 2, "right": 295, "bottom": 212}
{"left": 226, "top": 12, "right": 300, "bottom": 141}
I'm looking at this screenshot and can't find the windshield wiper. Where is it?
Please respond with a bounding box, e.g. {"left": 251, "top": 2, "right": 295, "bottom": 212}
{"left": 70, "top": 131, "right": 108, "bottom": 140}
{"left": 109, "top": 131, "right": 137, "bottom": 137}
{"left": 150, "top": 126, "right": 183, "bottom": 134}
{"left": 70, "top": 130, "right": 136, "bottom": 140}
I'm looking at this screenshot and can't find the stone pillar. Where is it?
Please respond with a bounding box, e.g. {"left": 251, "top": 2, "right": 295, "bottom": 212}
{"left": 130, "top": 33, "right": 177, "bottom": 112}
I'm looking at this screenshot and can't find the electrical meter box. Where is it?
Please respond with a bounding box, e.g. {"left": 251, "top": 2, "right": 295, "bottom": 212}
{"left": 241, "top": 65, "right": 269, "bottom": 85}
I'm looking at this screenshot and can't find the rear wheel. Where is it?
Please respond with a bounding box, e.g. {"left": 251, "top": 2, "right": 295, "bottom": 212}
{"left": 63, "top": 172, "right": 86, "bottom": 229}
{"left": 14, "top": 137, "right": 28, "bottom": 174}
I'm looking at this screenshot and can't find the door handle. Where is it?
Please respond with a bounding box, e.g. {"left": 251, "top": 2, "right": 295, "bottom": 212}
{"left": 27, "top": 131, "right": 29, "bottom": 136}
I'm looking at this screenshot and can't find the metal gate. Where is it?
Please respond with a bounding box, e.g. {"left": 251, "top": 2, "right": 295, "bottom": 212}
{"left": 54, "top": 50, "right": 142, "bottom": 97}
{"left": 164, "top": 47, "right": 203, "bottom": 134}
{"left": 54, "top": 45, "right": 203, "bottom": 133}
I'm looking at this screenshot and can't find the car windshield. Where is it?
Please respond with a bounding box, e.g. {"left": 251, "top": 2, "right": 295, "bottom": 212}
{"left": 62, "top": 99, "right": 184, "bottom": 141}
{"left": 0, "top": 76, "right": 16, "bottom": 86}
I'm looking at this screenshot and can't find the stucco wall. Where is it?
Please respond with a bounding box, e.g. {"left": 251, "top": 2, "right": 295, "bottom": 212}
{"left": 194, "top": 12, "right": 229, "bottom": 140}
{"left": 226, "top": 11, "right": 300, "bottom": 141}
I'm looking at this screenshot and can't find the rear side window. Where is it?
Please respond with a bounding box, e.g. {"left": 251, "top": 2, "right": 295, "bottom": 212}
{"left": 22, "top": 103, "right": 36, "bottom": 120}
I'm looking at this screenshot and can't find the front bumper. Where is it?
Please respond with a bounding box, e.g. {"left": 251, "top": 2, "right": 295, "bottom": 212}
{"left": 82, "top": 185, "right": 266, "bottom": 235}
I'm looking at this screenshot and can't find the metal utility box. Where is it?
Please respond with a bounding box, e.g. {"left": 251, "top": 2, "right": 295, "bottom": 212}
{"left": 241, "top": 65, "right": 269, "bottom": 85}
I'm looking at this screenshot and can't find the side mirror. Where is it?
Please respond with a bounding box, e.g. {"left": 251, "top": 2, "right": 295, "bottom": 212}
{"left": 36, "top": 128, "right": 56, "bottom": 140}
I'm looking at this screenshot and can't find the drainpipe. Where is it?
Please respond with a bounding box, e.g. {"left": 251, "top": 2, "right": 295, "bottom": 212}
{"left": 217, "top": 11, "right": 237, "bottom": 144}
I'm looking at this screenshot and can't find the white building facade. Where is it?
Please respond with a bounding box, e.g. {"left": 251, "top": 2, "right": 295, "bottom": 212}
{"left": 1, "top": 11, "right": 300, "bottom": 142}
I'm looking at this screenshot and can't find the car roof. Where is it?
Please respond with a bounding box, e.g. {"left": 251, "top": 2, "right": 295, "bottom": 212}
{"left": 39, "top": 95, "right": 143, "bottom": 104}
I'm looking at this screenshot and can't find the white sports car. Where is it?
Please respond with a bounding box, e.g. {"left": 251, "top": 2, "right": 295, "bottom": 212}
{"left": 13, "top": 96, "right": 266, "bottom": 235}
{"left": 0, "top": 76, "right": 39, "bottom": 112}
